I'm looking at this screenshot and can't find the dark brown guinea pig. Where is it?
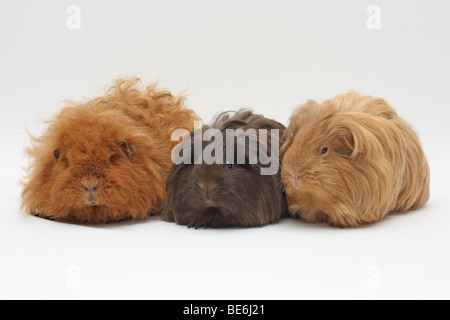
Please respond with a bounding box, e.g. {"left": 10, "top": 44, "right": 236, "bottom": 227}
{"left": 161, "top": 109, "right": 287, "bottom": 228}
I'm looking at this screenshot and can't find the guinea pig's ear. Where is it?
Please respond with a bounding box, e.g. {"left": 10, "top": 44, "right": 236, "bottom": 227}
{"left": 336, "top": 116, "right": 375, "bottom": 159}
{"left": 53, "top": 149, "right": 61, "bottom": 163}
{"left": 338, "top": 113, "right": 401, "bottom": 160}
{"left": 119, "top": 140, "right": 135, "bottom": 158}
{"left": 335, "top": 129, "right": 356, "bottom": 158}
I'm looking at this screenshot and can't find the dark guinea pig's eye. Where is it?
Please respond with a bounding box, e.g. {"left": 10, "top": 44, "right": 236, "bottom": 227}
{"left": 320, "top": 146, "right": 329, "bottom": 157}
{"left": 226, "top": 161, "right": 233, "bottom": 169}
{"left": 109, "top": 154, "right": 119, "bottom": 163}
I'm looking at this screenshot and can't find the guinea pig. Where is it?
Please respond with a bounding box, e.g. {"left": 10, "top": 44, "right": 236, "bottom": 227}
{"left": 281, "top": 91, "right": 430, "bottom": 227}
{"left": 161, "top": 109, "right": 288, "bottom": 228}
{"left": 21, "top": 78, "right": 200, "bottom": 224}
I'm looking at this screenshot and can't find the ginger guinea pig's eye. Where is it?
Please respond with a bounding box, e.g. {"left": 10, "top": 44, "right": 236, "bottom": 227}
{"left": 226, "top": 161, "right": 233, "bottom": 169}
{"left": 53, "top": 149, "right": 60, "bottom": 161}
{"left": 320, "top": 146, "right": 329, "bottom": 157}
{"left": 53, "top": 148, "right": 69, "bottom": 165}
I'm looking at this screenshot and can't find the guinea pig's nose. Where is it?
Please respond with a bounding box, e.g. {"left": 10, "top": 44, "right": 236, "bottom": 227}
{"left": 82, "top": 182, "right": 100, "bottom": 193}
{"left": 199, "top": 183, "right": 217, "bottom": 199}
{"left": 295, "top": 175, "right": 301, "bottom": 180}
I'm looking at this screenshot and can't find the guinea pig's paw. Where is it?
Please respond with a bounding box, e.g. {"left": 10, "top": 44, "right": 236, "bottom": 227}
{"left": 187, "top": 223, "right": 208, "bottom": 229}
{"left": 34, "top": 213, "right": 55, "bottom": 222}
{"left": 328, "top": 221, "right": 348, "bottom": 228}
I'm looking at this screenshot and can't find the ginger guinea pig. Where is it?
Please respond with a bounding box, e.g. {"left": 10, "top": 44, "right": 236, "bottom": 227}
{"left": 161, "top": 109, "right": 288, "bottom": 228}
{"left": 281, "top": 92, "right": 430, "bottom": 227}
{"left": 21, "top": 78, "right": 200, "bottom": 224}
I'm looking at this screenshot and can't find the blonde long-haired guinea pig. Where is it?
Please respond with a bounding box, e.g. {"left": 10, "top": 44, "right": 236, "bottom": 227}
{"left": 21, "top": 78, "right": 200, "bottom": 224}
{"left": 281, "top": 92, "right": 430, "bottom": 227}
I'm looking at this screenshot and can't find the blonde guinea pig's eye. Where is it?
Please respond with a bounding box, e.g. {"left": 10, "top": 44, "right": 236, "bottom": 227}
{"left": 320, "top": 146, "right": 329, "bottom": 157}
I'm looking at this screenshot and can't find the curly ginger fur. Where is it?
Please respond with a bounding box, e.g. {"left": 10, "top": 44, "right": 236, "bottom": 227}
{"left": 21, "top": 78, "right": 201, "bottom": 224}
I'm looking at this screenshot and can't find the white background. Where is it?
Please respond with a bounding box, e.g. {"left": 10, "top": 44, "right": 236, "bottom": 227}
{"left": 1, "top": 0, "right": 449, "bottom": 299}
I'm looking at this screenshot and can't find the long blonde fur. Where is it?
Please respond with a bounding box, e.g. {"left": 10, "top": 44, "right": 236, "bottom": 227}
{"left": 281, "top": 92, "right": 430, "bottom": 227}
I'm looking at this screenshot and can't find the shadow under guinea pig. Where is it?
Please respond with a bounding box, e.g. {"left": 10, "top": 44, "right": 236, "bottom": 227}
{"left": 162, "top": 109, "right": 288, "bottom": 228}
